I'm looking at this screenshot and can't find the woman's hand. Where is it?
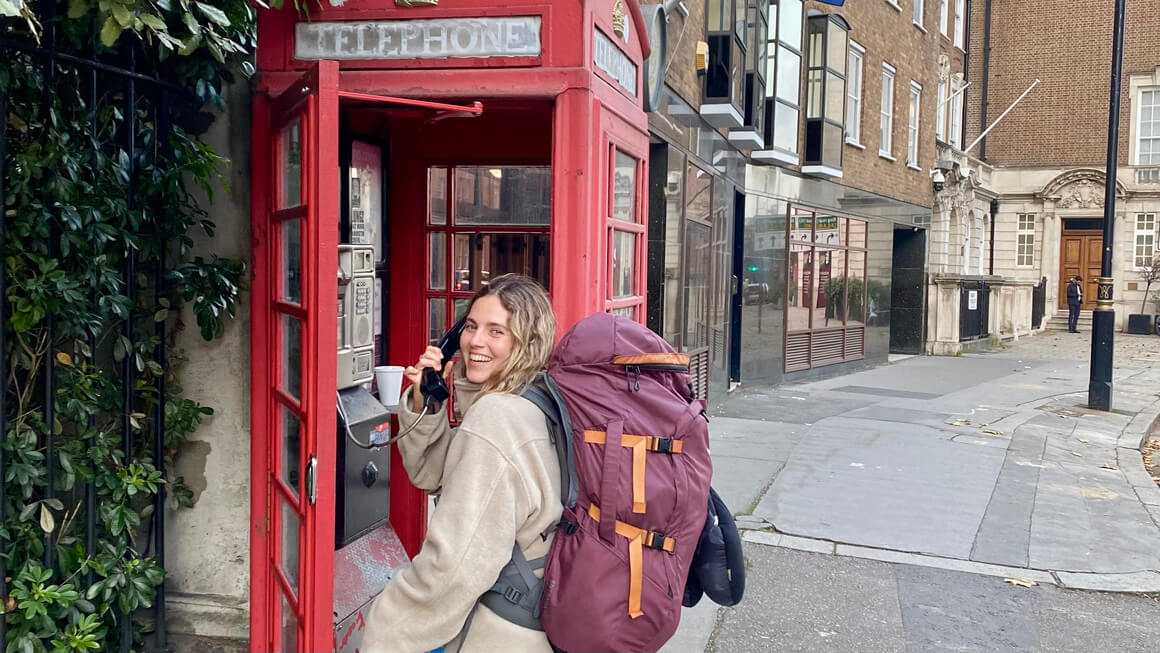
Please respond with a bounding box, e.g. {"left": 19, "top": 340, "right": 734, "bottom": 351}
{"left": 404, "top": 346, "right": 445, "bottom": 412}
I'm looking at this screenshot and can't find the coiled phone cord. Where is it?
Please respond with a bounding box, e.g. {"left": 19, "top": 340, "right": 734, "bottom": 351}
{"left": 337, "top": 389, "right": 433, "bottom": 450}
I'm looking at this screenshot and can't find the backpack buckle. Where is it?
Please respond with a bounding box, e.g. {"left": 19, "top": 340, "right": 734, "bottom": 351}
{"left": 560, "top": 518, "right": 579, "bottom": 535}
{"left": 504, "top": 586, "right": 524, "bottom": 604}
{"left": 655, "top": 438, "right": 674, "bottom": 454}
{"left": 648, "top": 533, "right": 673, "bottom": 551}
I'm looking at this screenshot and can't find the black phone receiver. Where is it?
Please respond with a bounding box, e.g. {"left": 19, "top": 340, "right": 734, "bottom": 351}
{"left": 419, "top": 316, "right": 467, "bottom": 405}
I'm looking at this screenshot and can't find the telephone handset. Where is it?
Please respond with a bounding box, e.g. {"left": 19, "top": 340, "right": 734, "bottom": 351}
{"left": 346, "top": 315, "right": 468, "bottom": 449}
{"left": 419, "top": 316, "right": 467, "bottom": 406}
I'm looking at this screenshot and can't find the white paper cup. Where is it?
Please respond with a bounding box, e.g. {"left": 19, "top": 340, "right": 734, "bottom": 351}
{"left": 374, "top": 365, "right": 405, "bottom": 408}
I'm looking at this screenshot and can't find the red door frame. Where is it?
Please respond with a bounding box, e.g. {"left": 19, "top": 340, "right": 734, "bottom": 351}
{"left": 251, "top": 2, "right": 652, "bottom": 649}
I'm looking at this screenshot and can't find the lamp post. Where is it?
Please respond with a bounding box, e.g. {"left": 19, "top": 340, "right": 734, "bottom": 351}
{"left": 1088, "top": 0, "right": 1127, "bottom": 411}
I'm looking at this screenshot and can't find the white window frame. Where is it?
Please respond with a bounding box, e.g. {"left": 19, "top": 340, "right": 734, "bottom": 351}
{"left": 936, "top": 79, "right": 947, "bottom": 141}
{"left": 1016, "top": 213, "right": 1035, "bottom": 267}
{"left": 1136, "top": 213, "right": 1157, "bottom": 269}
{"left": 1137, "top": 87, "right": 1160, "bottom": 166}
{"left": 949, "top": 79, "right": 963, "bottom": 148}
{"left": 954, "top": 0, "right": 965, "bottom": 49}
{"left": 913, "top": 0, "right": 925, "bottom": 28}
{"left": 940, "top": 0, "right": 949, "bottom": 35}
{"left": 907, "top": 81, "right": 922, "bottom": 167}
{"left": 880, "top": 63, "right": 896, "bottom": 158}
{"left": 846, "top": 41, "right": 865, "bottom": 146}
{"left": 885, "top": 0, "right": 902, "bottom": 11}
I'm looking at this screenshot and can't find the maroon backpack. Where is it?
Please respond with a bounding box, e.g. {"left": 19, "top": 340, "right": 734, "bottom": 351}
{"left": 477, "top": 312, "right": 712, "bottom": 653}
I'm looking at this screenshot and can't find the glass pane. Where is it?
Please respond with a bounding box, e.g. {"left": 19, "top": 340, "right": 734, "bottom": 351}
{"left": 279, "top": 119, "right": 302, "bottom": 209}
{"left": 815, "top": 214, "right": 839, "bottom": 246}
{"left": 686, "top": 163, "right": 713, "bottom": 224}
{"left": 684, "top": 221, "right": 712, "bottom": 350}
{"left": 821, "top": 249, "right": 847, "bottom": 326}
{"left": 454, "top": 166, "right": 551, "bottom": 226}
{"left": 791, "top": 208, "right": 813, "bottom": 245}
{"left": 428, "top": 298, "right": 447, "bottom": 345}
{"left": 430, "top": 233, "right": 447, "bottom": 290}
{"left": 612, "top": 230, "right": 637, "bottom": 298}
{"left": 349, "top": 142, "right": 381, "bottom": 250}
{"left": 776, "top": 47, "right": 800, "bottom": 101}
{"left": 454, "top": 298, "right": 471, "bottom": 321}
{"left": 807, "top": 249, "right": 824, "bottom": 329}
{"left": 787, "top": 242, "right": 811, "bottom": 332}
{"left": 806, "top": 70, "right": 823, "bottom": 118}
{"left": 734, "top": 0, "right": 746, "bottom": 39}
{"left": 825, "top": 72, "right": 845, "bottom": 122}
{"left": 663, "top": 149, "right": 685, "bottom": 347}
{"left": 282, "top": 593, "right": 299, "bottom": 653}
{"left": 612, "top": 306, "right": 636, "bottom": 319}
{"left": 281, "top": 219, "right": 302, "bottom": 304}
{"left": 848, "top": 250, "right": 867, "bottom": 325}
{"left": 282, "top": 407, "right": 301, "bottom": 494}
{"left": 429, "top": 167, "right": 448, "bottom": 225}
{"left": 779, "top": 0, "right": 803, "bottom": 51}
{"left": 774, "top": 103, "right": 799, "bottom": 153}
{"left": 827, "top": 24, "right": 847, "bottom": 75}
{"left": 282, "top": 502, "right": 300, "bottom": 593}
{"left": 613, "top": 151, "right": 637, "bottom": 222}
{"left": 823, "top": 122, "right": 844, "bottom": 168}
{"left": 849, "top": 219, "right": 867, "bottom": 248}
{"left": 281, "top": 315, "right": 302, "bottom": 401}
{"left": 708, "top": 0, "right": 723, "bottom": 31}
{"left": 807, "top": 19, "right": 824, "bottom": 68}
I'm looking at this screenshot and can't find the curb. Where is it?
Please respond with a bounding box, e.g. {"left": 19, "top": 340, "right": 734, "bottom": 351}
{"left": 1117, "top": 394, "right": 1160, "bottom": 530}
{"left": 740, "top": 528, "right": 1160, "bottom": 594}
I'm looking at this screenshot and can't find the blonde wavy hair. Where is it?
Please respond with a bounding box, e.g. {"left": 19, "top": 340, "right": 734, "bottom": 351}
{"left": 466, "top": 274, "right": 556, "bottom": 395}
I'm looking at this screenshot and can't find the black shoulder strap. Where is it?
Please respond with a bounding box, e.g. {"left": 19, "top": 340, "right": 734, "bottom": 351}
{"left": 522, "top": 372, "right": 578, "bottom": 509}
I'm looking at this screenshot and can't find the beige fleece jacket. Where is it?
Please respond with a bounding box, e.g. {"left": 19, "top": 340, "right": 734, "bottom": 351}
{"left": 360, "top": 377, "right": 561, "bottom": 653}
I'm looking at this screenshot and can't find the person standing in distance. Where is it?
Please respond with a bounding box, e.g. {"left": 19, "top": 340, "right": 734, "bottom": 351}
{"left": 361, "top": 274, "right": 561, "bottom": 653}
{"left": 1066, "top": 275, "right": 1082, "bottom": 333}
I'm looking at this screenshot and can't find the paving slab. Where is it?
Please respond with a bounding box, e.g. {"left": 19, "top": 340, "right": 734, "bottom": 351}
{"left": 1055, "top": 570, "right": 1160, "bottom": 593}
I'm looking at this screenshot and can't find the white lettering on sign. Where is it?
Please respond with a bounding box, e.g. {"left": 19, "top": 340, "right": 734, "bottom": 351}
{"left": 593, "top": 28, "right": 637, "bottom": 97}
{"left": 295, "top": 17, "right": 542, "bottom": 61}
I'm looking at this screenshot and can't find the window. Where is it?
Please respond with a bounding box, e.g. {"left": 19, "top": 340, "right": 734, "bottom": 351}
{"left": 703, "top": 0, "right": 747, "bottom": 128}
{"left": 803, "top": 13, "right": 850, "bottom": 177}
{"left": 426, "top": 165, "right": 551, "bottom": 342}
{"left": 734, "top": 0, "right": 770, "bottom": 149}
{"left": 609, "top": 149, "right": 645, "bottom": 318}
{"left": 756, "top": 0, "right": 804, "bottom": 164}
{"left": 949, "top": 77, "right": 963, "bottom": 148}
{"left": 953, "top": 0, "right": 965, "bottom": 49}
{"left": 880, "top": 64, "right": 896, "bottom": 157}
{"left": 846, "top": 41, "right": 864, "bottom": 144}
{"left": 936, "top": 79, "right": 947, "bottom": 141}
{"left": 1139, "top": 87, "right": 1160, "bottom": 165}
{"left": 1017, "top": 213, "right": 1035, "bottom": 267}
{"left": 1137, "top": 213, "right": 1157, "bottom": 268}
{"left": 913, "top": 0, "right": 924, "bottom": 27}
{"left": 940, "top": 0, "right": 949, "bottom": 35}
{"left": 907, "top": 82, "right": 922, "bottom": 167}
{"left": 785, "top": 207, "right": 869, "bottom": 372}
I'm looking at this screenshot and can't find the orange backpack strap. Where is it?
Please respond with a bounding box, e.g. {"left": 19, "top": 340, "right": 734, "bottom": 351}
{"left": 585, "top": 504, "right": 676, "bottom": 619}
{"left": 584, "top": 430, "right": 682, "bottom": 514}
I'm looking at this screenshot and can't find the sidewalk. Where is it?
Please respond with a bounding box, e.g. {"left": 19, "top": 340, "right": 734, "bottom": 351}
{"left": 661, "top": 331, "right": 1160, "bottom": 652}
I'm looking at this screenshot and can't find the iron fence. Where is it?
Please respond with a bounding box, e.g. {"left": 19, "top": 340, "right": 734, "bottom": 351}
{"left": 1031, "top": 277, "right": 1047, "bottom": 330}
{"left": 2, "top": 10, "right": 186, "bottom": 649}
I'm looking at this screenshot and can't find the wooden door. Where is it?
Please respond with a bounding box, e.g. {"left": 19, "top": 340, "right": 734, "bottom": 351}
{"left": 1058, "top": 233, "right": 1102, "bottom": 310}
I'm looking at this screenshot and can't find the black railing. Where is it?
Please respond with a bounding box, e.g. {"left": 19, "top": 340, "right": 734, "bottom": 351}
{"left": 959, "top": 280, "right": 992, "bottom": 341}
{"left": 1031, "top": 277, "right": 1047, "bottom": 330}
{"left": 2, "top": 16, "right": 181, "bottom": 651}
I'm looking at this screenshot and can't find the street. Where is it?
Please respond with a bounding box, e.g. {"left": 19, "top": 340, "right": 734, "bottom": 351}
{"left": 663, "top": 332, "right": 1160, "bottom": 652}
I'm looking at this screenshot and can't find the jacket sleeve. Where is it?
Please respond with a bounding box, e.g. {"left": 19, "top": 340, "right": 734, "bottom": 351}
{"left": 393, "top": 385, "right": 454, "bottom": 492}
{"left": 360, "top": 422, "right": 526, "bottom": 653}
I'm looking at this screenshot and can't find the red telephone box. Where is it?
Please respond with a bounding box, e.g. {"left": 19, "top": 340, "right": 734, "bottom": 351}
{"left": 249, "top": 1, "right": 652, "bottom": 650}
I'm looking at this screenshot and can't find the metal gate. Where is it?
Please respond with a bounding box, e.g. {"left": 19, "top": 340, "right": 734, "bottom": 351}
{"left": 959, "top": 280, "right": 991, "bottom": 341}
{"left": 1, "top": 11, "right": 196, "bottom": 649}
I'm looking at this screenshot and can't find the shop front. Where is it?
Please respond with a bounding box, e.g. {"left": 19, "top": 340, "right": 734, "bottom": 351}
{"left": 248, "top": 1, "right": 653, "bottom": 650}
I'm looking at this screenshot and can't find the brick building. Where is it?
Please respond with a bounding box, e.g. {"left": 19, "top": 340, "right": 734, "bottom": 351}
{"left": 645, "top": 0, "right": 942, "bottom": 392}
{"left": 928, "top": 0, "right": 1160, "bottom": 349}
